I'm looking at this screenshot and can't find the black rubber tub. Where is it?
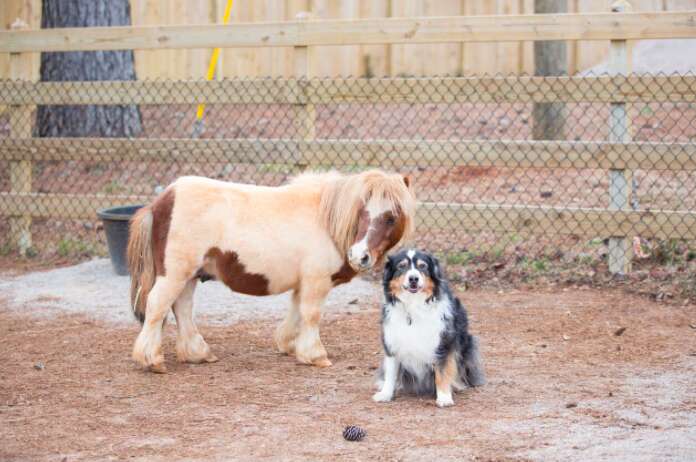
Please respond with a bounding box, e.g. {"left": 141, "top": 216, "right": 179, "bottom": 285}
{"left": 97, "top": 205, "right": 143, "bottom": 276}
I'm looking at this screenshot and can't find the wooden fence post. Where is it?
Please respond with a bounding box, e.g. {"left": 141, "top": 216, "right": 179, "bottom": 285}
{"left": 294, "top": 11, "right": 316, "bottom": 170}
{"left": 9, "top": 19, "right": 33, "bottom": 256}
{"left": 607, "top": 0, "right": 633, "bottom": 275}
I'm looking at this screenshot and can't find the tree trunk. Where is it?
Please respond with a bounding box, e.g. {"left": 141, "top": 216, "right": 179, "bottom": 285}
{"left": 533, "top": 0, "right": 567, "bottom": 140}
{"left": 36, "top": 0, "right": 142, "bottom": 138}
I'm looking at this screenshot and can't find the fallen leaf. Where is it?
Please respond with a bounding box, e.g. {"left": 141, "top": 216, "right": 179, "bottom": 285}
{"left": 614, "top": 327, "right": 627, "bottom": 336}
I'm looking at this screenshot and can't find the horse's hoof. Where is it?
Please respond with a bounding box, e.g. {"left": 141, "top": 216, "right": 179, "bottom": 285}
{"left": 204, "top": 354, "right": 219, "bottom": 363}
{"left": 148, "top": 362, "right": 167, "bottom": 374}
{"left": 312, "top": 357, "right": 333, "bottom": 368}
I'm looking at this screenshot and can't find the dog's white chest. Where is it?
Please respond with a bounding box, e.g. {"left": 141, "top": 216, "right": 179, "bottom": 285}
{"left": 383, "top": 298, "right": 448, "bottom": 374}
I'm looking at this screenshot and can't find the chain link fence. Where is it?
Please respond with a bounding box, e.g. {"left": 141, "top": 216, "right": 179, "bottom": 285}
{"left": 1, "top": 73, "right": 695, "bottom": 295}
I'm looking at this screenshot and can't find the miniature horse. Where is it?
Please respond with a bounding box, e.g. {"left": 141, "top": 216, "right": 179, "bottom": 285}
{"left": 128, "top": 169, "right": 416, "bottom": 373}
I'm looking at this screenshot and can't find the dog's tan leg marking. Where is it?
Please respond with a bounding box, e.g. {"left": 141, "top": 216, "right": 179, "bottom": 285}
{"left": 435, "top": 352, "right": 457, "bottom": 407}
{"left": 294, "top": 279, "right": 332, "bottom": 367}
{"left": 275, "top": 289, "right": 301, "bottom": 355}
{"left": 132, "top": 274, "right": 187, "bottom": 373}
{"left": 173, "top": 279, "right": 218, "bottom": 364}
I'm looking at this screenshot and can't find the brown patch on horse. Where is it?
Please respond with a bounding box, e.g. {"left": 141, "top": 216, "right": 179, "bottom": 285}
{"left": 355, "top": 208, "right": 369, "bottom": 242}
{"left": 331, "top": 260, "right": 358, "bottom": 287}
{"left": 205, "top": 248, "right": 270, "bottom": 296}
{"left": 368, "top": 209, "right": 407, "bottom": 257}
{"left": 151, "top": 188, "right": 175, "bottom": 276}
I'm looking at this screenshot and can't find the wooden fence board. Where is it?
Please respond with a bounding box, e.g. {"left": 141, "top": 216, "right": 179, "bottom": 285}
{"left": 1, "top": 75, "right": 695, "bottom": 105}
{"left": 2, "top": 12, "right": 696, "bottom": 53}
{"left": 1, "top": 138, "right": 694, "bottom": 171}
{"left": 3, "top": 191, "right": 695, "bottom": 240}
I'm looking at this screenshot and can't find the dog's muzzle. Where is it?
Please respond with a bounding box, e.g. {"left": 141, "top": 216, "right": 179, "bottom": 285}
{"left": 404, "top": 274, "right": 421, "bottom": 293}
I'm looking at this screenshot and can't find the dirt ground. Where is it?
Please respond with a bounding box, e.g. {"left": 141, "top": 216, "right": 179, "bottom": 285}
{"left": 2, "top": 285, "right": 695, "bottom": 461}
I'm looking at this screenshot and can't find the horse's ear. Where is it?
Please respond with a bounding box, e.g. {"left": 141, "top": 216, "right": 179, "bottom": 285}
{"left": 402, "top": 175, "right": 411, "bottom": 188}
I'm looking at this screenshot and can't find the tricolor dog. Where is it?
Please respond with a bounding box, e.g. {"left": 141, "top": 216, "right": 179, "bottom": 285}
{"left": 374, "top": 249, "right": 485, "bottom": 407}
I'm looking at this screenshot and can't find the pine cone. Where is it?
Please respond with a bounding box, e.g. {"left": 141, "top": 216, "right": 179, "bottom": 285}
{"left": 342, "top": 425, "right": 366, "bottom": 442}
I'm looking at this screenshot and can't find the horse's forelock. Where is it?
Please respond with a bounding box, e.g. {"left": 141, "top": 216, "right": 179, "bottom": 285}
{"left": 319, "top": 170, "right": 416, "bottom": 256}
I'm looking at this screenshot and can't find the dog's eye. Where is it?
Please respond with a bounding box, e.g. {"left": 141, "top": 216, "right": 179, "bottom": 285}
{"left": 397, "top": 260, "right": 408, "bottom": 270}
{"left": 416, "top": 261, "right": 428, "bottom": 271}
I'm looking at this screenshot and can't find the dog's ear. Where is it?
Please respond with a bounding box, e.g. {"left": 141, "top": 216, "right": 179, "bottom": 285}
{"left": 382, "top": 255, "right": 396, "bottom": 302}
{"left": 429, "top": 255, "right": 445, "bottom": 299}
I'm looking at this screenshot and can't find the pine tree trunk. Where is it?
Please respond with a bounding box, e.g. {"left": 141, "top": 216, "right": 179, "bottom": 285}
{"left": 36, "top": 0, "right": 142, "bottom": 138}
{"left": 533, "top": 0, "right": 567, "bottom": 140}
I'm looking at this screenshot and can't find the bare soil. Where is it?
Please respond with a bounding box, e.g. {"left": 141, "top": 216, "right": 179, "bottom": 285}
{"left": 2, "top": 288, "right": 695, "bottom": 461}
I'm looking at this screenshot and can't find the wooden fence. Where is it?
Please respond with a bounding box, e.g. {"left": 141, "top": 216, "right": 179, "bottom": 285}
{"left": 2, "top": 7, "right": 696, "bottom": 273}
{"left": 3, "top": 0, "right": 696, "bottom": 79}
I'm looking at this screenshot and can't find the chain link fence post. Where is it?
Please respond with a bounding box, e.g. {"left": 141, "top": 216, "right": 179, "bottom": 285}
{"left": 607, "top": 0, "right": 633, "bottom": 275}
{"left": 293, "top": 11, "right": 316, "bottom": 172}
{"left": 9, "top": 19, "right": 33, "bottom": 256}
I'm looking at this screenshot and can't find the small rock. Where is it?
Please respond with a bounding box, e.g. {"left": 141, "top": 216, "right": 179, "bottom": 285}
{"left": 562, "top": 335, "right": 570, "bottom": 341}
{"left": 348, "top": 299, "right": 359, "bottom": 305}
{"left": 689, "top": 323, "right": 696, "bottom": 330}
{"left": 565, "top": 402, "right": 578, "bottom": 409}
{"left": 614, "top": 327, "right": 627, "bottom": 336}
{"left": 34, "top": 362, "right": 45, "bottom": 371}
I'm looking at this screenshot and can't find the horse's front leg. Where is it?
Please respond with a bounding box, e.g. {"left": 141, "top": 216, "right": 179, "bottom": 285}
{"left": 294, "top": 279, "right": 332, "bottom": 367}
{"left": 274, "top": 289, "right": 301, "bottom": 355}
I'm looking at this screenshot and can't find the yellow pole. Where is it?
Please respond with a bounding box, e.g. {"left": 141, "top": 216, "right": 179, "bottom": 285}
{"left": 196, "top": 0, "right": 234, "bottom": 121}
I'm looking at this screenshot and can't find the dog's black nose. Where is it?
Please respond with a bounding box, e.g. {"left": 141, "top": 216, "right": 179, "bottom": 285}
{"left": 408, "top": 275, "right": 419, "bottom": 286}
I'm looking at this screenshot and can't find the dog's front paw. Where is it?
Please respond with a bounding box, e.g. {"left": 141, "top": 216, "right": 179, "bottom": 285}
{"left": 436, "top": 395, "right": 454, "bottom": 408}
{"left": 372, "top": 391, "right": 394, "bottom": 403}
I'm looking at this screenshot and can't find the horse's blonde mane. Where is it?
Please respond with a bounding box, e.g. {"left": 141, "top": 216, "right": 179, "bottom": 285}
{"left": 293, "top": 170, "right": 415, "bottom": 256}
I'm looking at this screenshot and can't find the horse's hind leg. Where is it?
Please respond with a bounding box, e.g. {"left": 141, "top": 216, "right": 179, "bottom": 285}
{"left": 132, "top": 275, "right": 186, "bottom": 373}
{"left": 294, "top": 278, "right": 332, "bottom": 367}
{"left": 274, "top": 289, "right": 301, "bottom": 355}
{"left": 173, "top": 279, "right": 218, "bottom": 364}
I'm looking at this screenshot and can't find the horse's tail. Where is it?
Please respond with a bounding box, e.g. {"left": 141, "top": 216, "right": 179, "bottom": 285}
{"left": 127, "top": 206, "right": 155, "bottom": 324}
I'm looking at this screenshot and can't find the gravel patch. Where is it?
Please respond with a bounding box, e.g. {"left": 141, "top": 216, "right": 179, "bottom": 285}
{"left": 0, "top": 258, "right": 380, "bottom": 325}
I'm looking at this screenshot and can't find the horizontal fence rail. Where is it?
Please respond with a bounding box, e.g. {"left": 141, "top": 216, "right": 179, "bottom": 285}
{"left": 2, "top": 75, "right": 696, "bottom": 105}
{"left": 1, "top": 12, "right": 696, "bottom": 53}
{"left": 3, "top": 192, "right": 695, "bottom": 241}
{"left": 2, "top": 138, "right": 696, "bottom": 171}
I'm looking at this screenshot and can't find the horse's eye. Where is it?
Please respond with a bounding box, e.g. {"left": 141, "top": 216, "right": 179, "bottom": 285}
{"left": 385, "top": 216, "right": 396, "bottom": 226}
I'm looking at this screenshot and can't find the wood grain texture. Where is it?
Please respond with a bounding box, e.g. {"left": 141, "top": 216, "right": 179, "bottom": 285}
{"left": 2, "top": 12, "right": 696, "bottom": 53}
